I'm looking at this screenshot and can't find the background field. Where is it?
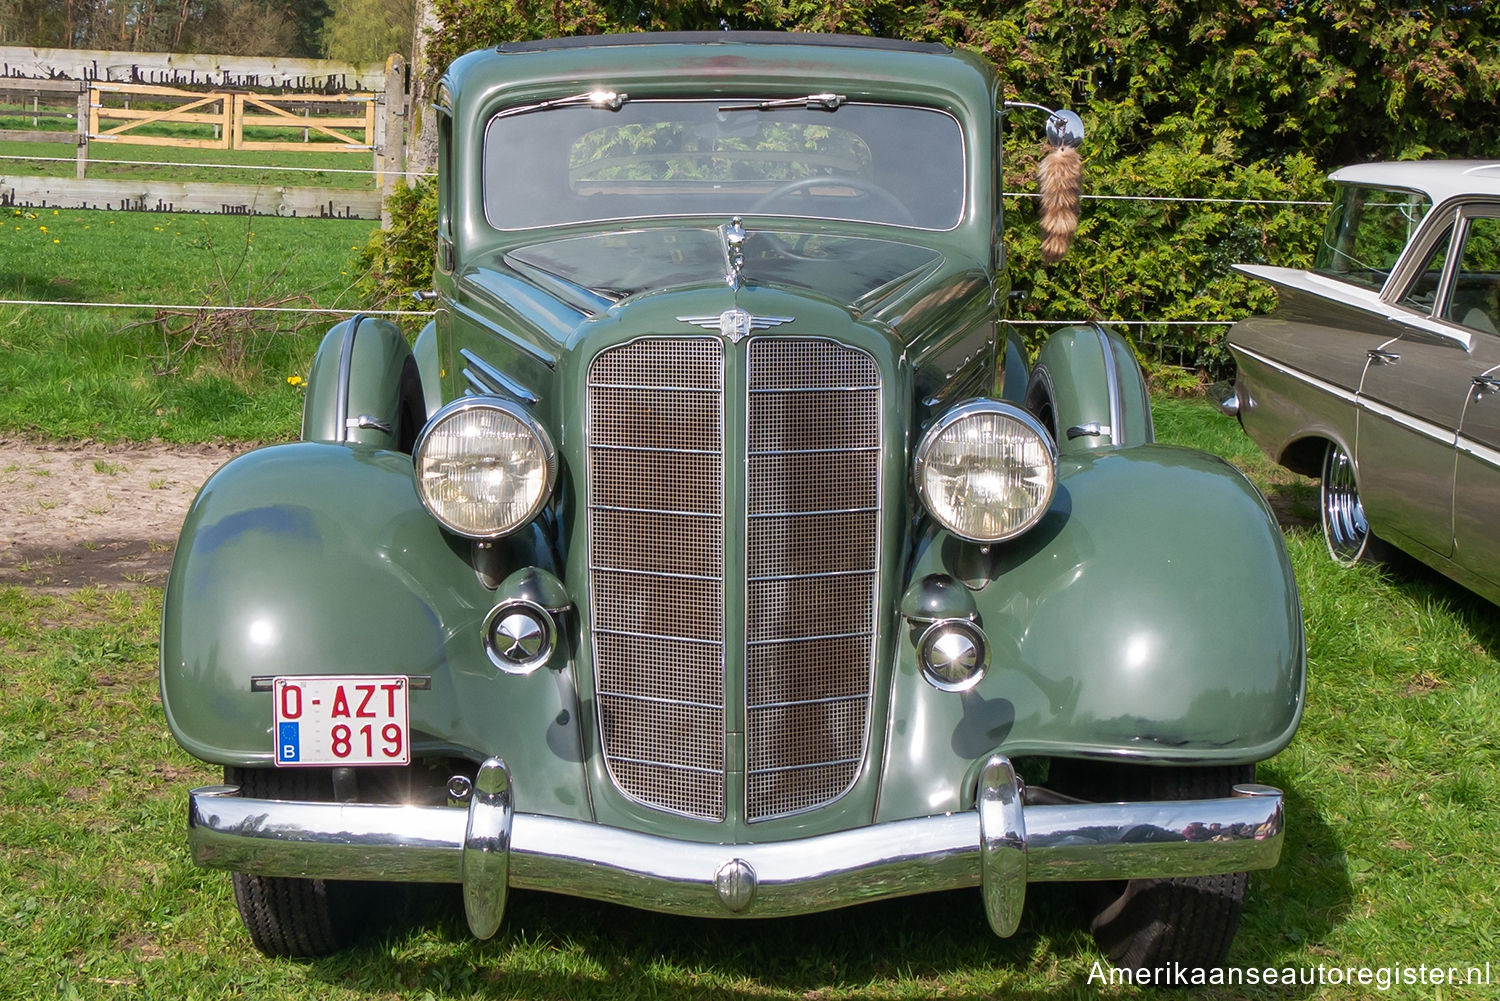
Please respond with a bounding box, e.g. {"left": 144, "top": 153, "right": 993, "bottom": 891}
{"left": 1, "top": 212, "right": 1496, "bottom": 999}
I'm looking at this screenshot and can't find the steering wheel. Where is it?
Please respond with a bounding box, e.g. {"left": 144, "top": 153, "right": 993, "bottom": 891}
{"left": 751, "top": 175, "right": 914, "bottom": 225}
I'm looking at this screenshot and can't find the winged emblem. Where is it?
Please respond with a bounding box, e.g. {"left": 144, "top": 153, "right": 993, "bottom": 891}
{"left": 676, "top": 309, "right": 794, "bottom": 343}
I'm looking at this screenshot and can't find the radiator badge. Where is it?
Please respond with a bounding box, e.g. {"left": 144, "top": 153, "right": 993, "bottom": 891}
{"left": 677, "top": 310, "right": 794, "bottom": 342}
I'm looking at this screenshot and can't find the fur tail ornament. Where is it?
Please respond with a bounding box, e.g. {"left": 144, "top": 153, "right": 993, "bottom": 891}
{"left": 1037, "top": 143, "right": 1082, "bottom": 263}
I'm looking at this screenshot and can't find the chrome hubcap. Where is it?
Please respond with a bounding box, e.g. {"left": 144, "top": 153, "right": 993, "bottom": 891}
{"left": 1321, "top": 443, "right": 1369, "bottom": 562}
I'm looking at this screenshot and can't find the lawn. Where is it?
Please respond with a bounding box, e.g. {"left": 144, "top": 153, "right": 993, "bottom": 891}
{"left": 1, "top": 215, "right": 1497, "bottom": 999}
{"left": 0, "top": 208, "right": 376, "bottom": 441}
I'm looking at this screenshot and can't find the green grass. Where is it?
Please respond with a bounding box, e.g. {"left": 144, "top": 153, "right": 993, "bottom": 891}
{"left": 0, "top": 138, "right": 380, "bottom": 190}
{"left": 0, "top": 208, "right": 376, "bottom": 441}
{"left": 2, "top": 399, "right": 1498, "bottom": 998}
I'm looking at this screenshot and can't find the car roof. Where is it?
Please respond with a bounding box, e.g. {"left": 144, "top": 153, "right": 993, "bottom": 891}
{"left": 1328, "top": 160, "right": 1500, "bottom": 205}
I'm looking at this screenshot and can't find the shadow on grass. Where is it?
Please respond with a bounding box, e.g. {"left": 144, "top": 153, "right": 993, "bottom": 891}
{"left": 1234, "top": 770, "right": 1355, "bottom": 989}
{"left": 0, "top": 270, "right": 98, "bottom": 303}
{"left": 285, "top": 780, "right": 1354, "bottom": 1001}
{"left": 299, "top": 882, "right": 1115, "bottom": 999}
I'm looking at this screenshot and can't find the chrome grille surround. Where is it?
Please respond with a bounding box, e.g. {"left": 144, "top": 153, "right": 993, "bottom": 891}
{"left": 587, "top": 338, "right": 726, "bottom": 820}
{"left": 746, "top": 337, "right": 881, "bottom": 822}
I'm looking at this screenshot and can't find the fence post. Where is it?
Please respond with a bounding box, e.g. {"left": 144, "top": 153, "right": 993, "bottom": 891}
{"left": 378, "top": 53, "right": 408, "bottom": 228}
{"left": 75, "top": 83, "right": 88, "bottom": 179}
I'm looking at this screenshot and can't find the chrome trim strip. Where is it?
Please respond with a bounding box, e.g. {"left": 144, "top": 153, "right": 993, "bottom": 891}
{"left": 593, "top": 628, "right": 723, "bottom": 646}
{"left": 333, "top": 314, "right": 364, "bottom": 445}
{"left": 590, "top": 566, "right": 725, "bottom": 582}
{"left": 747, "top": 569, "right": 877, "bottom": 582}
{"left": 748, "top": 506, "right": 879, "bottom": 518}
{"left": 1356, "top": 396, "right": 1456, "bottom": 446}
{"left": 748, "top": 756, "right": 863, "bottom": 776}
{"left": 605, "top": 755, "right": 725, "bottom": 777}
{"left": 1091, "top": 323, "right": 1125, "bottom": 446}
{"left": 589, "top": 443, "right": 723, "bottom": 456}
{"left": 591, "top": 504, "right": 723, "bottom": 518}
{"left": 748, "top": 385, "right": 880, "bottom": 394}
{"left": 595, "top": 690, "right": 724, "bottom": 711}
{"left": 587, "top": 382, "right": 720, "bottom": 392}
{"left": 1233, "top": 345, "right": 1358, "bottom": 404}
{"left": 187, "top": 755, "right": 1285, "bottom": 928}
{"left": 747, "top": 630, "right": 872, "bottom": 646}
{"left": 1456, "top": 435, "right": 1500, "bottom": 470}
{"left": 748, "top": 693, "right": 869, "bottom": 711}
{"left": 459, "top": 348, "right": 541, "bottom": 404}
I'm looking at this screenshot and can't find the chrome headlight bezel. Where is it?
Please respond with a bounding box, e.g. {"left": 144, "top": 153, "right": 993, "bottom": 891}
{"left": 413, "top": 396, "right": 557, "bottom": 539}
{"left": 913, "top": 399, "right": 1059, "bottom": 543}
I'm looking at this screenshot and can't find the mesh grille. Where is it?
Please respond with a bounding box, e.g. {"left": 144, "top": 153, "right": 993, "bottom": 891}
{"left": 588, "top": 338, "right": 725, "bottom": 820}
{"left": 745, "top": 339, "right": 880, "bottom": 821}
{"left": 586, "top": 335, "right": 881, "bottom": 824}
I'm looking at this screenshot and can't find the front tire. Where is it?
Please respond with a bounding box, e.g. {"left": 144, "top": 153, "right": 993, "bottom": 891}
{"left": 1048, "top": 761, "right": 1254, "bottom": 983}
{"left": 225, "top": 767, "right": 374, "bottom": 957}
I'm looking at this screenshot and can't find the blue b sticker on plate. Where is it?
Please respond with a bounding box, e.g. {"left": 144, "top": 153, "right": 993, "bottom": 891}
{"left": 278, "top": 721, "right": 300, "bottom": 763}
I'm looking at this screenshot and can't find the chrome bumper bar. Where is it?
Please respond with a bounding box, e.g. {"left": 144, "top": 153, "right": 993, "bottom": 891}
{"left": 188, "top": 755, "right": 1284, "bottom": 940}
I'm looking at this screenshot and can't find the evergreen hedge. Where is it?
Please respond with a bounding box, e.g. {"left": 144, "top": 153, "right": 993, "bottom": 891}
{"left": 367, "top": 1, "right": 1500, "bottom": 380}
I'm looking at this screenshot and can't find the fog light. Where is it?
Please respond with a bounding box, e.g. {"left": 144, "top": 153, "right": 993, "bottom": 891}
{"left": 918, "top": 618, "right": 988, "bottom": 692}
{"left": 482, "top": 599, "right": 555, "bottom": 674}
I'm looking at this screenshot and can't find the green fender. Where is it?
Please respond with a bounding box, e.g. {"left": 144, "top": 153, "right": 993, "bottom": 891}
{"left": 1024, "top": 323, "right": 1153, "bottom": 453}
{"left": 301, "top": 315, "right": 426, "bottom": 451}
{"left": 158, "top": 442, "right": 590, "bottom": 820}
{"left": 876, "top": 444, "right": 1305, "bottom": 821}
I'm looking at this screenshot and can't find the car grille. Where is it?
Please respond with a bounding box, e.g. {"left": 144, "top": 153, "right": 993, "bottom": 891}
{"left": 586, "top": 336, "right": 880, "bottom": 822}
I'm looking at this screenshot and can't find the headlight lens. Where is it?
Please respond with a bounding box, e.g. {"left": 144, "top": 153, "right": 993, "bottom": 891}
{"left": 414, "top": 398, "right": 557, "bottom": 538}
{"left": 914, "top": 400, "right": 1058, "bottom": 542}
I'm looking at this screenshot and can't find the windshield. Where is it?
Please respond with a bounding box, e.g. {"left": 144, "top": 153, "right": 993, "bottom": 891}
{"left": 483, "top": 99, "right": 966, "bottom": 231}
{"left": 1314, "top": 183, "right": 1432, "bottom": 292}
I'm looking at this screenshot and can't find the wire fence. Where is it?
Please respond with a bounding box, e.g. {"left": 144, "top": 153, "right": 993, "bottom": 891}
{"left": 0, "top": 179, "right": 1310, "bottom": 379}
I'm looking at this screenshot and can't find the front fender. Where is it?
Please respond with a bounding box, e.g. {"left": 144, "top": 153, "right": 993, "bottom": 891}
{"left": 159, "top": 442, "right": 589, "bottom": 819}
{"left": 878, "top": 444, "right": 1304, "bottom": 821}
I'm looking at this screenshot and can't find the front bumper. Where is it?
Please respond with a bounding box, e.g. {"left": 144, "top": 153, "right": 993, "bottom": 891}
{"left": 189, "top": 755, "right": 1285, "bottom": 940}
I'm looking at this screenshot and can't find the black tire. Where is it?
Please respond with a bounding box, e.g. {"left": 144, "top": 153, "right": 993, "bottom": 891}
{"left": 1320, "top": 441, "right": 1390, "bottom": 565}
{"left": 1048, "top": 760, "right": 1254, "bottom": 984}
{"left": 225, "top": 767, "right": 374, "bottom": 957}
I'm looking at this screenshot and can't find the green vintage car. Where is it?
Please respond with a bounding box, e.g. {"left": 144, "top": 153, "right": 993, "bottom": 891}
{"left": 164, "top": 32, "right": 1303, "bottom": 979}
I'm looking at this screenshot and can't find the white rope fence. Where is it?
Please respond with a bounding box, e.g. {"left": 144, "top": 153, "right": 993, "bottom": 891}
{"left": 0, "top": 297, "right": 1241, "bottom": 330}
{"left": 0, "top": 154, "right": 1332, "bottom": 205}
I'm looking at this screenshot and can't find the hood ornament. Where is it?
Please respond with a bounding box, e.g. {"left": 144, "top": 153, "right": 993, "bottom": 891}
{"left": 722, "top": 216, "right": 747, "bottom": 291}
{"left": 676, "top": 217, "right": 793, "bottom": 341}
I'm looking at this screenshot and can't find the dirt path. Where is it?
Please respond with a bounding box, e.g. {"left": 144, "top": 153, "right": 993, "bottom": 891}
{"left": 0, "top": 439, "right": 250, "bottom": 590}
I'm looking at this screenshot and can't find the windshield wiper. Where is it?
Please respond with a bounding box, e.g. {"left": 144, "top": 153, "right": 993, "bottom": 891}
{"left": 493, "top": 89, "right": 629, "bottom": 120}
{"left": 718, "top": 93, "right": 846, "bottom": 112}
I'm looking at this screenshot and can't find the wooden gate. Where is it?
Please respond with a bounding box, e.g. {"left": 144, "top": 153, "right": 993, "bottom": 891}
{"left": 232, "top": 93, "right": 376, "bottom": 152}
{"left": 87, "top": 83, "right": 375, "bottom": 152}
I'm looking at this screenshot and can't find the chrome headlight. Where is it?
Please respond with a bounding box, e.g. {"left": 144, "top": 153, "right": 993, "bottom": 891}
{"left": 414, "top": 398, "right": 557, "bottom": 538}
{"left": 914, "top": 400, "right": 1058, "bottom": 542}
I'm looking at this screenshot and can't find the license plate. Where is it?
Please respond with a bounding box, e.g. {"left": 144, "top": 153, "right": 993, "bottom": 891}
{"left": 272, "top": 675, "right": 410, "bottom": 766}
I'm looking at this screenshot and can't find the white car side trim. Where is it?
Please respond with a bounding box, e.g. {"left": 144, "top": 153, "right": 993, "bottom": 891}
{"left": 1235, "top": 346, "right": 1357, "bottom": 404}
{"left": 1355, "top": 396, "right": 1456, "bottom": 447}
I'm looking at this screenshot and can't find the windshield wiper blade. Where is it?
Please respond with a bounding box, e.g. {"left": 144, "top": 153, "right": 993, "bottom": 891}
{"left": 719, "top": 93, "right": 846, "bottom": 112}
{"left": 493, "top": 89, "right": 629, "bottom": 120}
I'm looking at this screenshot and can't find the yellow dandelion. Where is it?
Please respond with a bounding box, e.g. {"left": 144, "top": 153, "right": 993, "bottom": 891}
{"left": 52, "top": 239, "right": 59, "bottom": 244}
{"left": 287, "top": 375, "right": 306, "bottom": 387}
{"left": 38, "top": 225, "right": 46, "bottom": 233}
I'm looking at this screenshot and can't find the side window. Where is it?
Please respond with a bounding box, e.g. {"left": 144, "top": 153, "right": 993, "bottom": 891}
{"left": 1396, "top": 226, "right": 1451, "bottom": 315}
{"left": 1442, "top": 215, "right": 1500, "bottom": 334}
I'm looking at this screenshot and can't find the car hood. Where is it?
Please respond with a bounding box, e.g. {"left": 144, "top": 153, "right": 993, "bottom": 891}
{"left": 499, "top": 227, "right": 943, "bottom": 309}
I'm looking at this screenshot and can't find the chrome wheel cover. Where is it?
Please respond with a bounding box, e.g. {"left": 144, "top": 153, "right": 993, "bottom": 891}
{"left": 1320, "top": 442, "right": 1370, "bottom": 563}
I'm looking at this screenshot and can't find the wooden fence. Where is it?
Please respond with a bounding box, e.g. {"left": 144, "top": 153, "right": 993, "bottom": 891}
{"left": 0, "top": 49, "right": 405, "bottom": 220}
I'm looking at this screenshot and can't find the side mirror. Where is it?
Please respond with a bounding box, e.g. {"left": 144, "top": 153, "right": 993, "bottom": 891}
{"left": 1045, "top": 110, "right": 1084, "bottom": 149}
